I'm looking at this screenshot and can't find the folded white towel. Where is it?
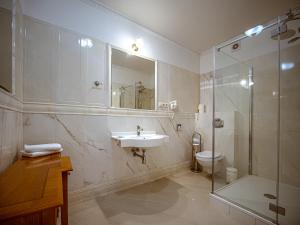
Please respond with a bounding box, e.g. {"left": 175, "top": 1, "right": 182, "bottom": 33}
{"left": 21, "top": 148, "right": 63, "bottom": 158}
{"left": 24, "top": 143, "right": 62, "bottom": 153}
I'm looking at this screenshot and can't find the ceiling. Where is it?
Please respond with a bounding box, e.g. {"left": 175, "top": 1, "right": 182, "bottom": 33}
{"left": 93, "top": 0, "right": 300, "bottom": 53}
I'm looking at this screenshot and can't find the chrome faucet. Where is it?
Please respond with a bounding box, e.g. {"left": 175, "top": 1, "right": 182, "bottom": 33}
{"left": 137, "top": 125, "right": 143, "bottom": 136}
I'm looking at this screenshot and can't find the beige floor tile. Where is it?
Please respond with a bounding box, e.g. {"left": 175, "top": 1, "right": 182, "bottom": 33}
{"left": 69, "top": 199, "right": 110, "bottom": 225}
{"left": 69, "top": 171, "right": 244, "bottom": 225}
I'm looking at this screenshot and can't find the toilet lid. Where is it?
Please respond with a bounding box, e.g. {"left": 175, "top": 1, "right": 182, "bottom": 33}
{"left": 196, "top": 151, "right": 221, "bottom": 159}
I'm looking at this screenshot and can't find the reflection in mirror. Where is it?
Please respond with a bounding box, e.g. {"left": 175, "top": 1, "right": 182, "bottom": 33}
{"left": 111, "top": 48, "right": 156, "bottom": 110}
{"left": 0, "top": 0, "right": 12, "bottom": 93}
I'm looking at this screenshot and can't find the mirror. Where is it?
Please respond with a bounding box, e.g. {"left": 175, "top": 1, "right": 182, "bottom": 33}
{"left": 0, "top": 0, "right": 12, "bottom": 93}
{"left": 111, "top": 48, "right": 156, "bottom": 110}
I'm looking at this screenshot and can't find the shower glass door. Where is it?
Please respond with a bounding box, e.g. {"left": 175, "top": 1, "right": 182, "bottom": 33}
{"left": 213, "top": 19, "right": 280, "bottom": 223}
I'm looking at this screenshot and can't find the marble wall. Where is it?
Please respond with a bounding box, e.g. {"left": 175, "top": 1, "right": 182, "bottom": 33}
{"left": 0, "top": 0, "right": 23, "bottom": 173}
{"left": 196, "top": 66, "right": 249, "bottom": 179}
{"left": 0, "top": 108, "right": 23, "bottom": 172}
{"left": 21, "top": 16, "right": 200, "bottom": 194}
{"left": 23, "top": 113, "right": 194, "bottom": 192}
{"left": 157, "top": 62, "right": 200, "bottom": 112}
{"left": 23, "top": 16, "right": 107, "bottom": 106}
{"left": 278, "top": 44, "right": 300, "bottom": 188}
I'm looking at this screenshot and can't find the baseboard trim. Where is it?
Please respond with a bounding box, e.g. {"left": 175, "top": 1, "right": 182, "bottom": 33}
{"left": 69, "top": 161, "right": 190, "bottom": 204}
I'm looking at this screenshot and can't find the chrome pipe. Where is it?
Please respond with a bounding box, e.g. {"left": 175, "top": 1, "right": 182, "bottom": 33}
{"left": 248, "top": 66, "right": 254, "bottom": 175}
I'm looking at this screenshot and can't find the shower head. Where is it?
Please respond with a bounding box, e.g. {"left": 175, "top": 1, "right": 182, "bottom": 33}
{"left": 271, "top": 8, "right": 300, "bottom": 41}
{"left": 271, "top": 28, "right": 296, "bottom": 40}
{"left": 271, "top": 29, "right": 296, "bottom": 40}
{"left": 271, "top": 23, "right": 296, "bottom": 40}
{"left": 287, "top": 27, "right": 300, "bottom": 44}
{"left": 281, "top": 8, "right": 300, "bottom": 25}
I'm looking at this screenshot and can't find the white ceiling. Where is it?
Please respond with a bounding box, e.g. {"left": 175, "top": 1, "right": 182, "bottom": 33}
{"left": 93, "top": 0, "right": 300, "bottom": 53}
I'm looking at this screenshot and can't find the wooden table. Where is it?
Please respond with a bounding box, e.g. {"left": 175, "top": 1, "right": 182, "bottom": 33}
{"left": 0, "top": 153, "right": 73, "bottom": 225}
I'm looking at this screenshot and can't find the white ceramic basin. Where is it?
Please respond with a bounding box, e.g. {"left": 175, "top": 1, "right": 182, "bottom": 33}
{"left": 111, "top": 131, "right": 169, "bottom": 148}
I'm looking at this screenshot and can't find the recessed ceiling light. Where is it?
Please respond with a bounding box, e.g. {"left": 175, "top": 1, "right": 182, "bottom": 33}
{"left": 244, "top": 25, "right": 264, "bottom": 37}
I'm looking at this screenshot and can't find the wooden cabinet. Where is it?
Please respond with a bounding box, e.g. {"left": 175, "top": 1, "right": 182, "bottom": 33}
{"left": 0, "top": 154, "right": 72, "bottom": 225}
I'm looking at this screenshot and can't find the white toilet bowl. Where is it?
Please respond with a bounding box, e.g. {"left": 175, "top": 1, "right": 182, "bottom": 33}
{"left": 196, "top": 150, "right": 223, "bottom": 174}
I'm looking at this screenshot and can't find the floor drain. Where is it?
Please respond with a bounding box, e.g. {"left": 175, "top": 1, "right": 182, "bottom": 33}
{"left": 264, "top": 193, "right": 276, "bottom": 199}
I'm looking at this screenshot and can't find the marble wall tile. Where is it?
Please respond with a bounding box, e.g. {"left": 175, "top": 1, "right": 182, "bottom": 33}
{"left": 279, "top": 44, "right": 300, "bottom": 188}
{"left": 84, "top": 39, "right": 107, "bottom": 106}
{"left": 198, "top": 70, "right": 249, "bottom": 179}
{"left": 21, "top": 16, "right": 200, "bottom": 194}
{"left": 157, "top": 62, "right": 170, "bottom": 104}
{"left": 57, "top": 30, "right": 82, "bottom": 104}
{"left": 13, "top": 0, "right": 24, "bottom": 101}
{"left": 196, "top": 111, "right": 237, "bottom": 178}
{"left": 158, "top": 62, "right": 200, "bottom": 112}
{"left": 23, "top": 16, "right": 201, "bottom": 111}
{"left": 23, "top": 17, "right": 58, "bottom": 103}
{"left": 23, "top": 113, "right": 195, "bottom": 191}
{"left": 0, "top": 109, "right": 22, "bottom": 172}
{"left": 168, "top": 65, "right": 200, "bottom": 113}
{"left": 0, "top": 0, "right": 23, "bottom": 173}
{"left": 23, "top": 17, "right": 107, "bottom": 106}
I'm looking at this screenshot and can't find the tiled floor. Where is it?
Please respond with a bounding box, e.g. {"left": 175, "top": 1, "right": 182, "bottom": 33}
{"left": 69, "top": 171, "right": 241, "bottom": 225}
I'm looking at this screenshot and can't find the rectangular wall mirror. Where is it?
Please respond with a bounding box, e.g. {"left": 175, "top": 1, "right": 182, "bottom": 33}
{"left": 110, "top": 47, "right": 156, "bottom": 110}
{"left": 0, "top": 0, "right": 12, "bottom": 93}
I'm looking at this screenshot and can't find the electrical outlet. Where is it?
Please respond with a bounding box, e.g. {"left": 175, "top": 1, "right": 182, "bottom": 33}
{"left": 169, "top": 100, "right": 177, "bottom": 110}
{"left": 158, "top": 102, "right": 169, "bottom": 109}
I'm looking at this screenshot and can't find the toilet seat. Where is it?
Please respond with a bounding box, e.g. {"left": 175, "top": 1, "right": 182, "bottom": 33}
{"left": 195, "top": 151, "right": 222, "bottom": 160}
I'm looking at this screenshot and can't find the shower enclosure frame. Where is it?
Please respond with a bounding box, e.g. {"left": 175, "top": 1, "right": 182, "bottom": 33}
{"left": 210, "top": 7, "right": 300, "bottom": 224}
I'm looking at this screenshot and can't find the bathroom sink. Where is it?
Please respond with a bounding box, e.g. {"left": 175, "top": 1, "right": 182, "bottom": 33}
{"left": 111, "top": 131, "right": 169, "bottom": 148}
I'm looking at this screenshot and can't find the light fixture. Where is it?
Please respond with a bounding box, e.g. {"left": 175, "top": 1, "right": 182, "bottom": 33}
{"left": 244, "top": 25, "right": 264, "bottom": 37}
{"left": 78, "top": 38, "right": 93, "bottom": 48}
{"left": 281, "top": 62, "right": 294, "bottom": 71}
{"left": 131, "top": 38, "right": 144, "bottom": 52}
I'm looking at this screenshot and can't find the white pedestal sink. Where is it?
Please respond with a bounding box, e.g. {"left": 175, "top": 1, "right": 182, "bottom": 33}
{"left": 111, "top": 131, "right": 169, "bottom": 148}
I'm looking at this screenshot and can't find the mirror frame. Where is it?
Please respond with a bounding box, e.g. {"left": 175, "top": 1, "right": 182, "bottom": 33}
{"left": 108, "top": 45, "right": 158, "bottom": 111}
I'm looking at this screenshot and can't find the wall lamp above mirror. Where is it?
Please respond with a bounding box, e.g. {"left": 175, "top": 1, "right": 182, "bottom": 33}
{"left": 131, "top": 38, "right": 144, "bottom": 53}
{"left": 109, "top": 46, "right": 157, "bottom": 111}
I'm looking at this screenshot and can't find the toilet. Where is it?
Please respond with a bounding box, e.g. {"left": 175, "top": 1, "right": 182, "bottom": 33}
{"left": 195, "top": 150, "right": 223, "bottom": 174}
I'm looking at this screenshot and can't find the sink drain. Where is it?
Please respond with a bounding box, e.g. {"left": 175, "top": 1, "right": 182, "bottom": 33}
{"left": 264, "top": 193, "right": 276, "bottom": 199}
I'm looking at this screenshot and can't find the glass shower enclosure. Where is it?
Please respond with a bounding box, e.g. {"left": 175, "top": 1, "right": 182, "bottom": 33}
{"left": 212, "top": 7, "right": 300, "bottom": 225}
